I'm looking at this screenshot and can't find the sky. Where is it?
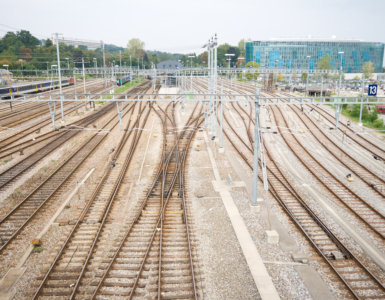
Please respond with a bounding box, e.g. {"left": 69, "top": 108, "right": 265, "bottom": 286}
{"left": 1, "top": 0, "right": 385, "bottom": 54}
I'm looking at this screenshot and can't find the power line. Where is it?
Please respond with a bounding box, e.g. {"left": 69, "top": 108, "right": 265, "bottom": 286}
{"left": 0, "top": 23, "right": 49, "bottom": 40}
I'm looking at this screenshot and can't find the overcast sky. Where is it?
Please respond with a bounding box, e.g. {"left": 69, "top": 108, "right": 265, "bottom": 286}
{"left": 1, "top": 0, "right": 384, "bottom": 54}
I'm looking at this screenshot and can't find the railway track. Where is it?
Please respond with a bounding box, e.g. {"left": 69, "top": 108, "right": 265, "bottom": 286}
{"left": 280, "top": 91, "right": 385, "bottom": 162}
{"left": 32, "top": 99, "right": 201, "bottom": 298}
{"left": 0, "top": 82, "right": 149, "bottom": 190}
{"left": 266, "top": 99, "right": 385, "bottom": 240}
{"left": 0, "top": 82, "right": 152, "bottom": 254}
{"left": 275, "top": 92, "right": 385, "bottom": 198}
{"left": 0, "top": 79, "right": 102, "bottom": 119}
{"left": 223, "top": 82, "right": 385, "bottom": 238}
{"left": 220, "top": 95, "right": 385, "bottom": 299}
{"left": 0, "top": 81, "right": 106, "bottom": 150}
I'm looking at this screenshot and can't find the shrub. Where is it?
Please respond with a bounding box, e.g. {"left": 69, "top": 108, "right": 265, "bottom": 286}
{"left": 373, "top": 119, "right": 384, "bottom": 128}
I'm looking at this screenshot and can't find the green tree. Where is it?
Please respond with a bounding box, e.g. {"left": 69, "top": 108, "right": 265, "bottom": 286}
{"left": 238, "top": 39, "right": 245, "bottom": 56}
{"left": 245, "top": 61, "right": 259, "bottom": 80}
{"left": 17, "top": 30, "right": 40, "bottom": 48}
{"left": 316, "top": 54, "right": 332, "bottom": 70}
{"left": 301, "top": 73, "right": 308, "bottom": 83}
{"left": 45, "top": 39, "right": 53, "bottom": 47}
{"left": 127, "top": 38, "right": 145, "bottom": 60}
{"left": 362, "top": 61, "right": 374, "bottom": 79}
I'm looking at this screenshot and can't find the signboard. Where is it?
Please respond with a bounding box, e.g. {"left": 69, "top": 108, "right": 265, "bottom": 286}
{"left": 368, "top": 84, "right": 377, "bottom": 96}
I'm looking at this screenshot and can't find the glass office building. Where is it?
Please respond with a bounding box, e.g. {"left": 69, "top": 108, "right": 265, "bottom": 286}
{"left": 245, "top": 39, "right": 384, "bottom": 73}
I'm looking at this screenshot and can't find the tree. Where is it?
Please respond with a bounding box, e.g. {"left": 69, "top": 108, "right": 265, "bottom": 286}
{"left": 238, "top": 39, "right": 245, "bottom": 56}
{"left": 362, "top": 61, "right": 374, "bottom": 79}
{"left": 17, "top": 30, "right": 40, "bottom": 48}
{"left": 45, "top": 39, "right": 53, "bottom": 47}
{"left": 20, "top": 46, "right": 32, "bottom": 61}
{"left": 200, "top": 51, "right": 208, "bottom": 65}
{"left": 245, "top": 61, "right": 260, "bottom": 80}
{"left": 301, "top": 73, "right": 308, "bottom": 83}
{"left": 127, "top": 38, "right": 145, "bottom": 60}
{"left": 316, "top": 54, "right": 332, "bottom": 70}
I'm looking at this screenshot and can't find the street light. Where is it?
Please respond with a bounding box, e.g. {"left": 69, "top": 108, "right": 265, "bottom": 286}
{"left": 306, "top": 56, "right": 311, "bottom": 96}
{"left": 65, "top": 58, "right": 69, "bottom": 70}
{"left": 225, "top": 53, "right": 235, "bottom": 69}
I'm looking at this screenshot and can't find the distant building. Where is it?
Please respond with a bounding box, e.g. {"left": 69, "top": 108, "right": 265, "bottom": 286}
{"left": 51, "top": 35, "right": 101, "bottom": 50}
{"left": 157, "top": 60, "right": 182, "bottom": 69}
{"left": 245, "top": 39, "right": 384, "bottom": 73}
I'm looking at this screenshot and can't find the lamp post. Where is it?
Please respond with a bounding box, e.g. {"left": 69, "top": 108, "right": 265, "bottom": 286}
{"left": 65, "top": 58, "right": 69, "bottom": 70}
{"left": 306, "top": 56, "right": 311, "bottom": 96}
{"left": 188, "top": 55, "right": 195, "bottom": 91}
{"left": 336, "top": 51, "right": 344, "bottom": 129}
{"left": 53, "top": 33, "right": 64, "bottom": 121}
{"left": 93, "top": 58, "right": 97, "bottom": 74}
{"left": 225, "top": 53, "right": 235, "bottom": 69}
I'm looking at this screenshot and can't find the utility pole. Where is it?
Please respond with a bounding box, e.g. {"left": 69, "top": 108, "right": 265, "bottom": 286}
{"left": 188, "top": 55, "right": 195, "bottom": 91}
{"left": 101, "top": 41, "right": 106, "bottom": 88}
{"left": 335, "top": 51, "right": 344, "bottom": 129}
{"left": 119, "top": 50, "right": 122, "bottom": 68}
{"left": 82, "top": 57, "right": 86, "bottom": 94}
{"left": 359, "top": 76, "right": 364, "bottom": 125}
{"left": 252, "top": 88, "right": 261, "bottom": 205}
{"left": 54, "top": 33, "right": 64, "bottom": 121}
{"left": 130, "top": 55, "right": 132, "bottom": 83}
{"left": 46, "top": 62, "right": 49, "bottom": 80}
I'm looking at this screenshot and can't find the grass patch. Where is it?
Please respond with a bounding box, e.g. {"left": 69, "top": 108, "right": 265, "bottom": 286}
{"left": 99, "top": 77, "right": 145, "bottom": 102}
{"left": 75, "top": 74, "right": 93, "bottom": 80}
{"left": 114, "top": 77, "right": 144, "bottom": 94}
{"left": 340, "top": 103, "right": 385, "bottom": 132}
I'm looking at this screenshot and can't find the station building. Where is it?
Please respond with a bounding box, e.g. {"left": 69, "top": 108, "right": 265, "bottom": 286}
{"left": 157, "top": 60, "right": 182, "bottom": 70}
{"left": 245, "top": 39, "right": 384, "bottom": 73}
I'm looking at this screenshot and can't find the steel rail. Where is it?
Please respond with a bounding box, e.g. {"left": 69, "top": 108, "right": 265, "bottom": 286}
{"left": 32, "top": 85, "right": 152, "bottom": 299}
{"left": 220, "top": 100, "right": 385, "bottom": 298}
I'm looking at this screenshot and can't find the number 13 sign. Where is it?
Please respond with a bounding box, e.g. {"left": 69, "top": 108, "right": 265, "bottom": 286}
{"left": 368, "top": 84, "right": 377, "bottom": 96}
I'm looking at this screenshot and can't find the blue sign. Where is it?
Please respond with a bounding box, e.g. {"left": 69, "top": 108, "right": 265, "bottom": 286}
{"left": 368, "top": 84, "right": 377, "bottom": 96}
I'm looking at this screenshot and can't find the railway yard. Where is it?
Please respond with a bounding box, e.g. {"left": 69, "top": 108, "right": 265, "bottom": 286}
{"left": 0, "top": 74, "right": 384, "bottom": 300}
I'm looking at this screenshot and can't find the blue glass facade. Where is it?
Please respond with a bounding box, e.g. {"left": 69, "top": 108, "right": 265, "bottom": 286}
{"left": 245, "top": 40, "right": 384, "bottom": 73}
